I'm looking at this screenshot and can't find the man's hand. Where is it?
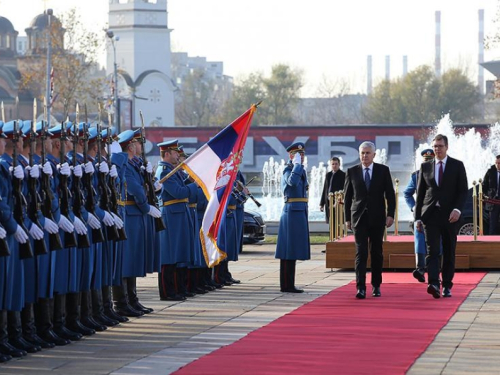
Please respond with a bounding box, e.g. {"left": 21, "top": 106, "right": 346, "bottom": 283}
{"left": 386, "top": 216, "right": 394, "bottom": 228}
{"left": 346, "top": 221, "right": 352, "bottom": 230}
{"left": 415, "top": 220, "right": 424, "bottom": 233}
{"left": 319, "top": 205, "right": 324, "bottom": 212}
{"left": 449, "top": 209, "right": 461, "bottom": 223}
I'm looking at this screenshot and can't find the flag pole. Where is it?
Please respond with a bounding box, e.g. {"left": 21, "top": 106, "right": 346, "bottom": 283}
{"left": 158, "top": 101, "right": 262, "bottom": 185}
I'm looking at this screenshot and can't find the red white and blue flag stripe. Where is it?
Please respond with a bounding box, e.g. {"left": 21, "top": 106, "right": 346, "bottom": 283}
{"left": 182, "top": 104, "right": 257, "bottom": 267}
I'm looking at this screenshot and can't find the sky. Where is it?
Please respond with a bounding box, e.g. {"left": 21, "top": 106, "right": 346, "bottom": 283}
{"left": 1, "top": 0, "right": 500, "bottom": 96}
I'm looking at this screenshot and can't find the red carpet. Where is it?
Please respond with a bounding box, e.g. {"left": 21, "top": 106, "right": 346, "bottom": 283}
{"left": 175, "top": 272, "right": 485, "bottom": 375}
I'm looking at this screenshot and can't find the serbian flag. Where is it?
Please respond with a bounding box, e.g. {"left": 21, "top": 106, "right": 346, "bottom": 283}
{"left": 182, "top": 104, "right": 258, "bottom": 267}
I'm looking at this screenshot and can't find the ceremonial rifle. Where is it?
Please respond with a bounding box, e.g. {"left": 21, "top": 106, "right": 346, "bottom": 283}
{"left": 0, "top": 102, "right": 10, "bottom": 256}
{"left": 82, "top": 105, "right": 104, "bottom": 244}
{"left": 96, "top": 108, "right": 119, "bottom": 241}
{"left": 40, "top": 97, "right": 63, "bottom": 250}
{"left": 12, "top": 119, "right": 34, "bottom": 259}
{"left": 139, "top": 110, "right": 165, "bottom": 232}
{"left": 58, "top": 118, "right": 78, "bottom": 248}
{"left": 106, "top": 111, "right": 127, "bottom": 241}
{"left": 71, "top": 104, "right": 91, "bottom": 248}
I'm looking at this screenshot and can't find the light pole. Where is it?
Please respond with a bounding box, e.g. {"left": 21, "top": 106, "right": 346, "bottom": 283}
{"left": 45, "top": 8, "right": 53, "bottom": 125}
{"left": 106, "top": 30, "right": 120, "bottom": 132}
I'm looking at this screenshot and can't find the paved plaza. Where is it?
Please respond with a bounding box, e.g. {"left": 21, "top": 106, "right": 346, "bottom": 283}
{"left": 0, "top": 244, "right": 499, "bottom": 374}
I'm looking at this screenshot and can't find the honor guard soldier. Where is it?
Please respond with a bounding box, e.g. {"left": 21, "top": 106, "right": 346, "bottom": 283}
{"left": 114, "top": 130, "right": 157, "bottom": 315}
{"left": 155, "top": 140, "right": 198, "bottom": 301}
{"left": 275, "top": 142, "right": 310, "bottom": 293}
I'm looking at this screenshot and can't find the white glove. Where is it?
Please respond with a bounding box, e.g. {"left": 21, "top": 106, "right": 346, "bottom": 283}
{"left": 29, "top": 223, "right": 44, "bottom": 240}
{"left": 108, "top": 141, "right": 122, "bottom": 155}
{"left": 97, "top": 162, "right": 109, "bottom": 174}
{"left": 292, "top": 152, "right": 302, "bottom": 165}
{"left": 73, "top": 164, "right": 83, "bottom": 178}
{"left": 58, "top": 215, "right": 74, "bottom": 233}
{"left": 86, "top": 212, "right": 101, "bottom": 230}
{"left": 58, "top": 162, "right": 71, "bottom": 176}
{"left": 73, "top": 216, "right": 88, "bottom": 235}
{"left": 0, "top": 226, "right": 6, "bottom": 239}
{"left": 147, "top": 205, "right": 161, "bottom": 218}
{"left": 154, "top": 180, "right": 162, "bottom": 192}
{"left": 43, "top": 217, "right": 59, "bottom": 234}
{"left": 14, "top": 225, "right": 29, "bottom": 243}
{"left": 10, "top": 165, "right": 24, "bottom": 180}
{"left": 109, "top": 165, "right": 118, "bottom": 178}
{"left": 84, "top": 162, "right": 95, "bottom": 175}
{"left": 102, "top": 211, "right": 115, "bottom": 227}
{"left": 141, "top": 163, "right": 153, "bottom": 174}
{"left": 42, "top": 161, "right": 53, "bottom": 176}
{"left": 26, "top": 165, "right": 40, "bottom": 179}
{"left": 111, "top": 212, "right": 124, "bottom": 229}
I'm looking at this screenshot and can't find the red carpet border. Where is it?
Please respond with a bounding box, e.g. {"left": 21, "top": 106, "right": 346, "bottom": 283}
{"left": 175, "top": 272, "right": 485, "bottom": 375}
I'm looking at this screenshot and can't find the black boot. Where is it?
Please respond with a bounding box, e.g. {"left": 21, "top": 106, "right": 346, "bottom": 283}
{"left": 66, "top": 292, "right": 95, "bottom": 336}
{"left": 0, "top": 310, "right": 14, "bottom": 361}
{"left": 21, "top": 303, "right": 54, "bottom": 349}
{"left": 160, "top": 265, "right": 185, "bottom": 301}
{"left": 36, "top": 298, "right": 71, "bottom": 346}
{"left": 127, "top": 277, "right": 153, "bottom": 314}
{"left": 113, "top": 280, "right": 144, "bottom": 317}
{"left": 226, "top": 262, "right": 240, "bottom": 284}
{"left": 7, "top": 309, "right": 37, "bottom": 353}
{"left": 214, "top": 263, "right": 231, "bottom": 286}
{"left": 81, "top": 291, "right": 107, "bottom": 332}
{"left": 188, "top": 268, "right": 206, "bottom": 294}
{"left": 205, "top": 267, "right": 222, "bottom": 289}
{"left": 15, "top": 304, "right": 42, "bottom": 352}
{"left": 53, "top": 294, "right": 82, "bottom": 341}
{"left": 176, "top": 267, "right": 194, "bottom": 297}
{"left": 103, "top": 286, "right": 128, "bottom": 323}
{"left": 199, "top": 268, "right": 215, "bottom": 291}
{"left": 92, "top": 289, "right": 119, "bottom": 327}
{"left": 283, "top": 260, "right": 303, "bottom": 293}
{"left": 2, "top": 311, "right": 27, "bottom": 357}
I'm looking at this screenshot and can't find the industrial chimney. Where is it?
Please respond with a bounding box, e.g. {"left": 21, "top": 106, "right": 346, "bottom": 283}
{"left": 435, "top": 11, "right": 441, "bottom": 78}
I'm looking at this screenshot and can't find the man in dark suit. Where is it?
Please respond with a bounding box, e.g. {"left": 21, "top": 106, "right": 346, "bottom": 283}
{"left": 415, "top": 134, "right": 468, "bottom": 299}
{"left": 320, "top": 157, "right": 346, "bottom": 224}
{"left": 481, "top": 155, "right": 500, "bottom": 235}
{"left": 343, "top": 141, "right": 396, "bottom": 299}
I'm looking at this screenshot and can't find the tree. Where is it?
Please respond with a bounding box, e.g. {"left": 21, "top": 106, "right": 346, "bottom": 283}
{"left": 262, "top": 64, "right": 303, "bottom": 125}
{"left": 19, "top": 8, "right": 105, "bottom": 119}
{"left": 363, "top": 65, "right": 480, "bottom": 124}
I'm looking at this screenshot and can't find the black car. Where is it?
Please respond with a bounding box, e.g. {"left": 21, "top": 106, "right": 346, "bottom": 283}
{"left": 458, "top": 188, "right": 493, "bottom": 235}
{"left": 243, "top": 209, "right": 266, "bottom": 244}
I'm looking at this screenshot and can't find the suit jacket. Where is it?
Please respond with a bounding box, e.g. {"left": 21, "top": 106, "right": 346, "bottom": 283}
{"left": 482, "top": 165, "right": 499, "bottom": 199}
{"left": 414, "top": 156, "right": 468, "bottom": 223}
{"left": 343, "top": 163, "right": 396, "bottom": 228}
{"left": 320, "top": 169, "right": 346, "bottom": 208}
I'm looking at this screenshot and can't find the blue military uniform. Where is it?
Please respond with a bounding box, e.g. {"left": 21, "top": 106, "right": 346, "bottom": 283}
{"left": 275, "top": 142, "right": 310, "bottom": 293}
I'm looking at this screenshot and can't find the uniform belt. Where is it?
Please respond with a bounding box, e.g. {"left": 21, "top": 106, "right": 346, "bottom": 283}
{"left": 163, "top": 198, "right": 189, "bottom": 206}
{"left": 188, "top": 203, "right": 197, "bottom": 208}
{"left": 285, "top": 198, "right": 308, "bottom": 203}
{"left": 227, "top": 205, "right": 237, "bottom": 210}
{"left": 117, "top": 200, "right": 136, "bottom": 206}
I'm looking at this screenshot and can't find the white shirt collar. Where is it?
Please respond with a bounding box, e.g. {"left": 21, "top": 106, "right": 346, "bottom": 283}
{"left": 435, "top": 155, "right": 448, "bottom": 164}
{"left": 362, "top": 163, "right": 373, "bottom": 172}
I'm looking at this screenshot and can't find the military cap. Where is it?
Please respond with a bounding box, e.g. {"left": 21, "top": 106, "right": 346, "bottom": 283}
{"left": 101, "top": 127, "right": 116, "bottom": 142}
{"left": 0, "top": 121, "right": 7, "bottom": 138}
{"left": 286, "top": 141, "right": 305, "bottom": 153}
{"left": 1, "top": 120, "right": 26, "bottom": 139}
{"left": 48, "top": 122, "right": 73, "bottom": 139}
{"left": 421, "top": 148, "right": 435, "bottom": 160}
{"left": 158, "top": 139, "right": 180, "bottom": 152}
{"left": 178, "top": 145, "right": 189, "bottom": 158}
{"left": 117, "top": 129, "right": 136, "bottom": 147}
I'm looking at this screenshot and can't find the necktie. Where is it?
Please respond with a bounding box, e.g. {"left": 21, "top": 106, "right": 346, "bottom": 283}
{"left": 364, "top": 168, "right": 370, "bottom": 190}
{"left": 438, "top": 161, "right": 444, "bottom": 187}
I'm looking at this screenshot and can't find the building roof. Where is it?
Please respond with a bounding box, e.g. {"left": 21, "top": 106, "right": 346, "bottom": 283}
{"left": 27, "top": 10, "right": 62, "bottom": 31}
{"left": 0, "top": 16, "right": 16, "bottom": 34}
{"left": 481, "top": 60, "right": 500, "bottom": 78}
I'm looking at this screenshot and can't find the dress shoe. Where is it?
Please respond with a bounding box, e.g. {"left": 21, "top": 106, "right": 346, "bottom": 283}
{"left": 115, "top": 305, "right": 144, "bottom": 318}
{"left": 412, "top": 269, "right": 426, "bottom": 283}
{"left": 0, "top": 353, "right": 11, "bottom": 363}
{"left": 356, "top": 289, "right": 366, "bottom": 299}
{"left": 53, "top": 325, "right": 83, "bottom": 341}
{"left": 131, "top": 301, "right": 153, "bottom": 314}
{"left": 38, "top": 330, "right": 71, "bottom": 346}
{"left": 0, "top": 342, "right": 27, "bottom": 357}
{"left": 66, "top": 320, "right": 96, "bottom": 336}
{"left": 10, "top": 337, "right": 41, "bottom": 353}
{"left": 81, "top": 316, "right": 107, "bottom": 332}
{"left": 24, "top": 333, "right": 56, "bottom": 349}
{"left": 104, "top": 308, "right": 129, "bottom": 323}
{"left": 427, "top": 284, "right": 441, "bottom": 299}
{"left": 181, "top": 291, "right": 196, "bottom": 298}
{"left": 228, "top": 277, "right": 241, "bottom": 284}
{"left": 281, "top": 287, "right": 304, "bottom": 293}
{"left": 192, "top": 287, "right": 207, "bottom": 295}
{"left": 94, "top": 313, "right": 119, "bottom": 327}
{"left": 160, "top": 294, "right": 186, "bottom": 301}
{"left": 372, "top": 287, "right": 381, "bottom": 297}
{"left": 442, "top": 287, "right": 452, "bottom": 297}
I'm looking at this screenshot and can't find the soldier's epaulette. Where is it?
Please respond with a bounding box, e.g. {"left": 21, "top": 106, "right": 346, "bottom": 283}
{"left": 411, "top": 170, "right": 418, "bottom": 176}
